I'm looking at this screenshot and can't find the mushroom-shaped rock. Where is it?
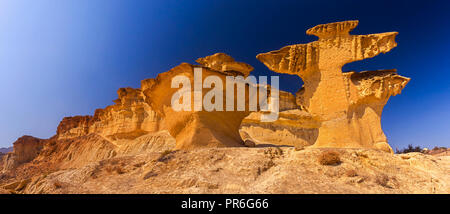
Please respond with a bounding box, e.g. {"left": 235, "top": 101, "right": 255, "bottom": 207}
{"left": 257, "top": 20, "right": 410, "bottom": 153}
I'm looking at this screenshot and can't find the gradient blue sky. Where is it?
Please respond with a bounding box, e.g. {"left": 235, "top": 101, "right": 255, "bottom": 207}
{"left": 1, "top": 0, "right": 449, "bottom": 150}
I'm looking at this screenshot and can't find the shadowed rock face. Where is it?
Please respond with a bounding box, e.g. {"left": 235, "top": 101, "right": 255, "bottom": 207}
{"left": 257, "top": 20, "right": 410, "bottom": 153}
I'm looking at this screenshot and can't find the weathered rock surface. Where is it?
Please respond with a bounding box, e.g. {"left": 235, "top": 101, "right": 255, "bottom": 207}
{"left": 424, "top": 147, "right": 450, "bottom": 157}
{"left": 0, "top": 131, "right": 175, "bottom": 182}
{"left": 57, "top": 116, "right": 92, "bottom": 139}
{"left": 257, "top": 20, "right": 410, "bottom": 152}
{"left": 2, "top": 147, "right": 448, "bottom": 194}
{"left": 0, "top": 149, "right": 9, "bottom": 171}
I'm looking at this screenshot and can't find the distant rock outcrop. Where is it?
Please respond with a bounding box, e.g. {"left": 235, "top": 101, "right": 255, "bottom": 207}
{"left": 0, "top": 147, "right": 12, "bottom": 154}
{"left": 1, "top": 136, "right": 45, "bottom": 172}
{"left": 257, "top": 20, "right": 410, "bottom": 153}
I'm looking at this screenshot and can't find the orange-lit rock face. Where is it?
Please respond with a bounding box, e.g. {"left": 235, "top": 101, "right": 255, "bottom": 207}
{"left": 57, "top": 88, "right": 161, "bottom": 140}
{"left": 257, "top": 20, "right": 410, "bottom": 152}
{"left": 12, "top": 136, "right": 45, "bottom": 164}
{"left": 57, "top": 116, "right": 92, "bottom": 139}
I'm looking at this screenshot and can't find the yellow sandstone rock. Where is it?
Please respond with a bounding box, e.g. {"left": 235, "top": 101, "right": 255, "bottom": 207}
{"left": 239, "top": 91, "right": 319, "bottom": 148}
{"left": 1, "top": 136, "right": 45, "bottom": 172}
{"left": 142, "top": 61, "right": 255, "bottom": 149}
{"left": 196, "top": 53, "right": 254, "bottom": 77}
{"left": 257, "top": 20, "right": 410, "bottom": 152}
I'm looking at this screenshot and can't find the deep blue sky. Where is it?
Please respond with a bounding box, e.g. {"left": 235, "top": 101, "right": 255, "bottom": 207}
{"left": 1, "top": 0, "right": 449, "bottom": 150}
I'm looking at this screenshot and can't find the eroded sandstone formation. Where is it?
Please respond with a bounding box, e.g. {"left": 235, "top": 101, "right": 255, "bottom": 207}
{"left": 142, "top": 58, "right": 256, "bottom": 149}
{"left": 257, "top": 20, "right": 410, "bottom": 152}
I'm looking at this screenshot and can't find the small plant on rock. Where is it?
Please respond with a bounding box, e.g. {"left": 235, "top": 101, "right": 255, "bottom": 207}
{"left": 158, "top": 150, "right": 173, "bottom": 162}
{"left": 318, "top": 151, "right": 341, "bottom": 166}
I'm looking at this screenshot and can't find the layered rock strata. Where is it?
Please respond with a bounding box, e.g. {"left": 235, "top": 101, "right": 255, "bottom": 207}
{"left": 240, "top": 109, "right": 320, "bottom": 148}
{"left": 57, "top": 87, "right": 161, "bottom": 141}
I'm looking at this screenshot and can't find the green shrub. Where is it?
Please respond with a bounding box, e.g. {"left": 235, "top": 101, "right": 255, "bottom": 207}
{"left": 395, "top": 144, "right": 423, "bottom": 154}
